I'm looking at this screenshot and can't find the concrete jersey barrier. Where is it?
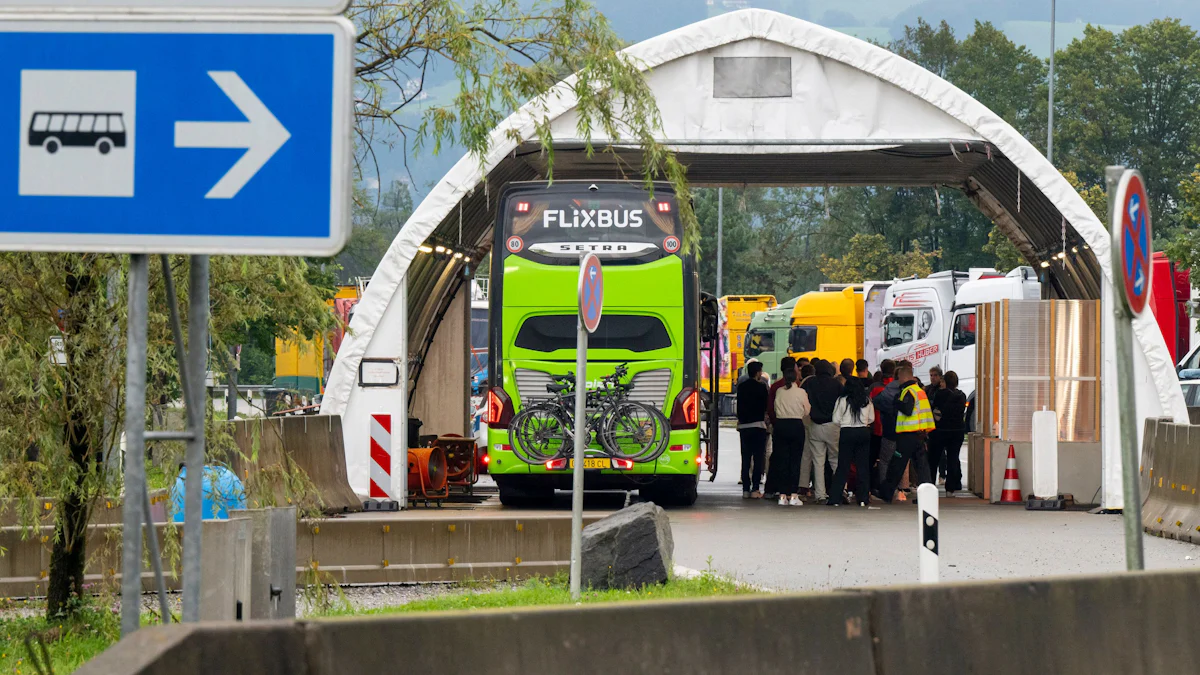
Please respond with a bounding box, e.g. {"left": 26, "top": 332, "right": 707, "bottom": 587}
{"left": 79, "top": 569, "right": 1200, "bottom": 675}
{"left": 1141, "top": 417, "right": 1200, "bottom": 544}
{"left": 227, "top": 415, "right": 361, "bottom": 514}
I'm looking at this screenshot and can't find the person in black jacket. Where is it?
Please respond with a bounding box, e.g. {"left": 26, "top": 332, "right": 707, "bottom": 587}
{"left": 929, "top": 370, "right": 968, "bottom": 494}
{"left": 736, "top": 361, "right": 770, "bottom": 498}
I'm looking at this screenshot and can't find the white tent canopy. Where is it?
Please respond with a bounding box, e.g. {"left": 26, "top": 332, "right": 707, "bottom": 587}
{"left": 322, "top": 9, "right": 1189, "bottom": 508}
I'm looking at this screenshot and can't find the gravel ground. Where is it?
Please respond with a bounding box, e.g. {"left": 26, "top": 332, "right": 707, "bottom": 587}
{"left": 0, "top": 583, "right": 487, "bottom": 621}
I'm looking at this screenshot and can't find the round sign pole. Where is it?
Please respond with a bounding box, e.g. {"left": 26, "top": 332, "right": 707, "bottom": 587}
{"left": 570, "top": 253, "right": 603, "bottom": 601}
{"left": 1107, "top": 165, "right": 1150, "bottom": 571}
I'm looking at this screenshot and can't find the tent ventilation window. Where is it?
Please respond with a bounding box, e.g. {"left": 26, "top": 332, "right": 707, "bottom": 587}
{"left": 713, "top": 57, "right": 792, "bottom": 98}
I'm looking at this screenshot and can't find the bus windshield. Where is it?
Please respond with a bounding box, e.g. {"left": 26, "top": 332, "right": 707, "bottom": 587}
{"left": 500, "top": 183, "right": 681, "bottom": 264}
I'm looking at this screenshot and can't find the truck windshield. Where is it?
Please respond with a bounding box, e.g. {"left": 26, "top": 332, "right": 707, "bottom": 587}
{"left": 745, "top": 330, "right": 774, "bottom": 358}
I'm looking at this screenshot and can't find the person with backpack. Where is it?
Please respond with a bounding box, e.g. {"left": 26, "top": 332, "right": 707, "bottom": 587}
{"left": 877, "top": 364, "right": 936, "bottom": 503}
{"left": 826, "top": 378, "right": 875, "bottom": 507}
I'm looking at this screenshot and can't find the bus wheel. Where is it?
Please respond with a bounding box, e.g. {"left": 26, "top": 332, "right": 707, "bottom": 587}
{"left": 44, "top": 138, "right": 60, "bottom": 154}
{"left": 97, "top": 139, "right": 112, "bottom": 155}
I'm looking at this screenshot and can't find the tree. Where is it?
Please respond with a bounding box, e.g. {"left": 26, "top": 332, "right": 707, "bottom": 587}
{"left": 1165, "top": 165, "right": 1200, "bottom": 318}
{"left": 891, "top": 18, "right": 959, "bottom": 78}
{"left": 1054, "top": 20, "right": 1200, "bottom": 235}
{"left": 337, "top": 180, "right": 415, "bottom": 282}
{"left": 0, "top": 254, "right": 333, "bottom": 618}
{"left": 819, "top": 234, "right": 939, "bottom": 283}
{"left": 351, "top": 0, "right": 696, "bottom": 241}
{"left": 693, "top": 188, "right": 753, "bottom": 295}
{"left": 9, "top": 0, "right": 691, "bottom": 619}
{"left": 949, "top": 21, "right": 1047, "bottom": 144}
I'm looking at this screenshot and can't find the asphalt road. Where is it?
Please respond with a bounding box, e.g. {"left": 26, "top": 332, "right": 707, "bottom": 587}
{"left": 667, "top": 429, "right": 1200, "bottom": 590}
{"left": 487, "top": 427, "right": 1200, "bottom": 590}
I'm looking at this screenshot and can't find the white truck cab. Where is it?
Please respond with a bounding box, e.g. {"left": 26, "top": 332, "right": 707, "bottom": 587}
{"left": 944, "top": 267, "right": 1040, "bottom": 397}
{"left": 877, "top": 267, "right": 1040, "bottom": 397}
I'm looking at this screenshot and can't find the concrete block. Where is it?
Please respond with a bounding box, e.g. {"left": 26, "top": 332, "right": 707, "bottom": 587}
{"left": 868, "top": 569, "right": 1200, "bottom": 675}
{"left": 305, "top": 592, "right": 874, "bottom": 675}
{"left": 200, "top": 518, "right": 251, "bottom": 621}
{"left": 989, "top": 440, "right": 1101, "bottom": 505}
{"left": 231, "top": 507, "right": 297, "bottom": 620}
{"left": 75, "top": 622, "right": 308, "bottom": 675}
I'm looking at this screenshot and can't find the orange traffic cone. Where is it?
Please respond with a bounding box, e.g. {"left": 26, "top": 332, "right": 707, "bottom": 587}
{"left": 1000, "top": 445, "right": 1023, "bottom": 504}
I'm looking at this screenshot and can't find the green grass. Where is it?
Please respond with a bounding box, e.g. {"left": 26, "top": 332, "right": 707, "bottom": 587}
{"left": 325, "top": 571, "right": 757, "bottom": 618}
{"left": 0, "top": 599, "right": 122, "bottom": 675}
{"left": 0, "top": 572, "right": 754, "bottom": 672}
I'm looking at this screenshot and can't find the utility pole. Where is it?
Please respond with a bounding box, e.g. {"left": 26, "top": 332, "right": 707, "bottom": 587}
{"left": 716, "top": 187, "right": 724, "bottom": 297}
{"left": 1047, "top": 0, "right": 1056, "bottom": 163}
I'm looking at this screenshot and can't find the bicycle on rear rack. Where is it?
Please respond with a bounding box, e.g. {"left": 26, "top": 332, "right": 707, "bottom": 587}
{"left": 507, "top": 364, "right": 670, "bottom": 465}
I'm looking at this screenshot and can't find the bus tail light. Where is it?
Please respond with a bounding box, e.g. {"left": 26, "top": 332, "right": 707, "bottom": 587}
{"left": 612, "top": 458, "right": 634, "bottom": 470}
{"left": 656, "top": 201, "right": 672, "bottom": 213}
{"left": 486, "top": 386, "right": 514, "bottom": 428}
{"left": 545, "top": 458, "right": 568, "bottom": 471}
{"left": 516, "top": 201, "right": 531, "bottom": 213}
{"left": 670, "top": 387, "right": 699, "bottom": 429}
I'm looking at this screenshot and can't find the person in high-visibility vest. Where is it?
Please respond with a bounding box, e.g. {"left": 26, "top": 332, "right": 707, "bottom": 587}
{"left": 876, "top": 364, "right": 935, "bottom": 503}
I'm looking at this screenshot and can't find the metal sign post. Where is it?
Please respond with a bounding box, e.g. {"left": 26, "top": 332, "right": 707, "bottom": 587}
{"left": 570, "top": 253, "right": 604, "bottom": 601}
{"left": 1107, "top": 165, "right": 1150, "bottom": 572}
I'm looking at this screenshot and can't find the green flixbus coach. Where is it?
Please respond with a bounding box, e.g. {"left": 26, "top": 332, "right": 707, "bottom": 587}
{"left": 484, "top": 180, "right": 718, "bottom": 507}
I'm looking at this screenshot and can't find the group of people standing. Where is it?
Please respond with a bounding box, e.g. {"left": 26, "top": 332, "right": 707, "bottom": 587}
{"left": 735, "top": 355, "right": 967, "bottom": 507}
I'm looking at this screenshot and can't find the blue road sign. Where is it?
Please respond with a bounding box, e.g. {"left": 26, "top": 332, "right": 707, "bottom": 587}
{"left": 0, "top": 17, "right": 353, "bottom": 255}
{"left": 579, "top": 253, "right": 604, "bottom": 334}
{"left": 1114, "top": 170, "right": 1152, "bottom": 315}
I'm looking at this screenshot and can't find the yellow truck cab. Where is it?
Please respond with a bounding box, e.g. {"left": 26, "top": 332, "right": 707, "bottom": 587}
{"left": 787, "top": 287, "right": 864, "bottom": 364}
{"left": 713, "top": 295, "right": 777, "bottom": 413}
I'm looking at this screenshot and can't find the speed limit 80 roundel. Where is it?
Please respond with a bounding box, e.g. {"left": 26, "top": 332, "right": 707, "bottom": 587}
{"left": 506, "top": 235, "right": 524, "bottom": 254}
{"left": 1113, "top": 171, "right": 1152, "bottom": 316}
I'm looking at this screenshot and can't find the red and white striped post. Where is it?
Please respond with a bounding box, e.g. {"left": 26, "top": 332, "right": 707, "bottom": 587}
{"left": 367, "top": 413, "right": 399, "bottom": 509}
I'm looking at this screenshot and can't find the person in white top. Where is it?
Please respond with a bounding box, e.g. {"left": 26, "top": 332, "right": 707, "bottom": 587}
{"left": 826, "top": 379, "right": 876, "bottom": 507}
{"left": 763, "top": 367, "right": 811, "bottom": 506}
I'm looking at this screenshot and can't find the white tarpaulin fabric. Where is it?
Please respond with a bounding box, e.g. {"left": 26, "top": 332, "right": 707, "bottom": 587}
{"left": 322, "top": 9, "right": 1189, "bottom": 504}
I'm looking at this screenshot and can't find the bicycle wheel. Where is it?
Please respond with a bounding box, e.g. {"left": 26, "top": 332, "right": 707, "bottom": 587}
{"left": 600, "top": 401, "right": 669, "bottom": 462}
{"left": 509, "top": 403, "right": 571, "bottom": 464}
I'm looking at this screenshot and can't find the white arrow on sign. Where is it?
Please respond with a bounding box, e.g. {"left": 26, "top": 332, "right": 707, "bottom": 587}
{"left": 174, "top": 71, "right": 291, "bottom": 199}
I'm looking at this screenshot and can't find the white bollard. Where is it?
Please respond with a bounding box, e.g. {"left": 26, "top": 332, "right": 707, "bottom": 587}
{"left": 1031, "top": 407, "right": 1059, "bottom": 499}
{"left": 917, "top": 483, "right": 939, "bottom": 583}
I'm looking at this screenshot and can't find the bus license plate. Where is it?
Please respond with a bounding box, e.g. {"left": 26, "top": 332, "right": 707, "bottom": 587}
{"left": 569, "top": 458, "right": 611, "bottom": 469}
